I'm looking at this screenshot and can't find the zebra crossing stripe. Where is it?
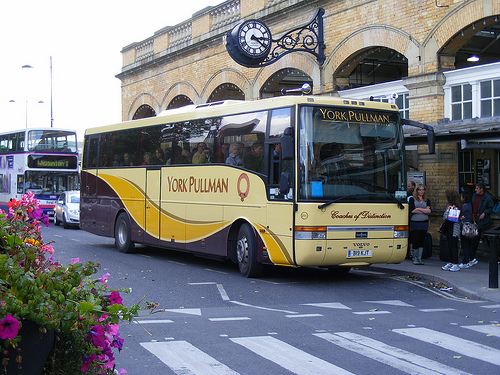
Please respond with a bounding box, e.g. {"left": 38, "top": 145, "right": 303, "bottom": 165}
{"left": 230, "top": 335, "right": 354, "bottom": 375}
{"left": 141, "top": 341, "right": 239, "bottom": 375}
{"left": 462, "top": 324, "right": 500, "bottom": 337}
{"left": 314, "top": 332, "right": 471, "bottom": 375}
{"left": 393, "top": 327, "right": 500, "bottom": 366}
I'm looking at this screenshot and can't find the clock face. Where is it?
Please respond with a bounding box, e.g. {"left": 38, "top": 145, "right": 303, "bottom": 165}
{"left": 237, "top": 20, "right": 272, "bottom": 58}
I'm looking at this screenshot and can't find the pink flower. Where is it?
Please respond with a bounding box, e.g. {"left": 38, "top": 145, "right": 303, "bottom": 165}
{"left": 99, "top": 273, "right": 110, "bottom": 283}
{"left": 0, "top": 314, "right": 21, "bottom": 340}
{"left": 118, "top": 369, "right": 128, "bottom": 374}
{"left": 70, "top": 258, "right": 80, "bottom": 264}
{"left": 109, "top": 291, "right": 123, "bottom": 306}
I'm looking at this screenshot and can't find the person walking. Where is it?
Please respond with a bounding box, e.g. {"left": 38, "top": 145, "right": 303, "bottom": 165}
{"left": 470, "top": 182, "right": 494, "bottom": 266}
{"left": 458, "top": 190, "right": 474, "bottom": 268}
{"left": 441, "top": 190, "right": 462, "bottom": 272}
{"left": 408, "top": 183, "right": 431, "bottom": 265}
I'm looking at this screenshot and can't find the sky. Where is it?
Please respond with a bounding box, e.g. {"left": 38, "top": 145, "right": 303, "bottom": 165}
{"left": 0, "top": 0, "right": 222, "bottom": 142}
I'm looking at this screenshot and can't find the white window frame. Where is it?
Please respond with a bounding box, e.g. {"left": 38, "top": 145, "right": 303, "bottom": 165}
{"left": 443, "top": 62, "right": 500, "bottom": 120}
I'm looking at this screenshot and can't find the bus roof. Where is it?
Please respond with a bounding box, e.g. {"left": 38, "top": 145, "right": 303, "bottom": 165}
{"left": 84, "top": 96, "right": 400, "bottom": 136}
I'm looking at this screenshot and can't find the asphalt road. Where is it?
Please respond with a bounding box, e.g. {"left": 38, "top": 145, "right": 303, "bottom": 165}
{"left": 42, "top": 225, "right": 500, "bottom": 375}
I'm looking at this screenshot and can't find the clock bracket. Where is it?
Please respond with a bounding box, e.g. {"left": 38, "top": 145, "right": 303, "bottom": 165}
{"left": 225, "top": 8, "right": 326, "bottom": 68}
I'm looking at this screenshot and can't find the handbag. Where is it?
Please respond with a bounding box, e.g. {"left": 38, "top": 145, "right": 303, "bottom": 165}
{"left": 462, "top": 222, "right": 478, "bottom": 238}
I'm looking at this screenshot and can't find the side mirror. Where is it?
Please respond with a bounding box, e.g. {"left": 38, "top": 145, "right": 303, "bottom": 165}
{"left": 279, "top": 172, "right": 292, "bottom": 195}
{"left": 281, "top": 127, "right": 294, "bottom": 160}
{"left": 427, "top": 130, "right": 435, "bottom": 154}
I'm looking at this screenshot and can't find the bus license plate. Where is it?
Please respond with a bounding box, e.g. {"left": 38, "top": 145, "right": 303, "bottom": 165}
{"left": 348, "top": 250, "right": 372, "bottom": 258}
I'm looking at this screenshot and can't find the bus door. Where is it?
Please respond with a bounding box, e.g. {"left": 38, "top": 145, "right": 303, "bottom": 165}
{"left": 265, "top": 140, "right": 295, "bottom": 267}
{"left": 145, "top": 168, "right": 161, "bottom": 246}
{"left": 81, "top": 136, "right": 99, "bottom": 231}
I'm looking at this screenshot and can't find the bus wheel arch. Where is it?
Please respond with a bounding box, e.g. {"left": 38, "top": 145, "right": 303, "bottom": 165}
{"left": 114, "top": 211, "right": 135, "bottom": 253}
{"left": 234, "top": 222, "right": 263, "bottom": 278}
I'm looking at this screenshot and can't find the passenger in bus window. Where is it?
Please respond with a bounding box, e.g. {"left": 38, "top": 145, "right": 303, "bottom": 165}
{"left": 221, "top": 143, "right": 230, "bottom": 162}
{"left": 112, "top": 154, "right": 121, "bottom": 167}
{"left": 153, "top": 148, "right": 165, "bottom": 164}
{"left": 245, "top": 141, "right": 264, "bottom": 173}
{"left": 226, "top": 142, "right": 243, "bottom": 167}
{"left": 179, "top": 148, "right": 192, "bottom": 164}
{"left": 192, "top": 143, "right": 210, "bottom": 164}
{"left": 142, "top": 152, "right": 152, "bottom": 166}
{"left": 121, "top": 153, "right": 134, "bottom": 166}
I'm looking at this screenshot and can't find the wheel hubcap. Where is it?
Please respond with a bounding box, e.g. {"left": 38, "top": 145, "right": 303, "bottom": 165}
{"left": 236, "top": 236, "right": 248, "bottom": 264}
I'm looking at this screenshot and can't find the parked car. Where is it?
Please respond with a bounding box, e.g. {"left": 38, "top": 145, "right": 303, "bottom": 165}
{"left": 54, "top": 190, "right": 80, "bottom": 229}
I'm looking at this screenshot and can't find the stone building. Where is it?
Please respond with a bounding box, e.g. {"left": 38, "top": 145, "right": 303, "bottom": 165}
{"left": 117, "top": 0, "right": 500, "bottom": 240}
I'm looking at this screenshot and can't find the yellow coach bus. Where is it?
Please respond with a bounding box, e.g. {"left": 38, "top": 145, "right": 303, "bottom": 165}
{"left": 81, "top": 95, "right": 429, "bottom": 277}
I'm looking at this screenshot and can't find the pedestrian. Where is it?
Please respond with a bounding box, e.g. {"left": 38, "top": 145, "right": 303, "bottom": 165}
{"left": 441, "top": 190, "right": 461, "bottom": 272}
{"left": 407, "top": 180, "right": 416, "bottom": 202}
{"left": 470, "top": 182, "right": 494, "bottom": 266}
{"left": 408, "top": 183, "right": 431, "bottom": 265}
{"left": 458, "top": 190, "right": 474, "bottom": 268}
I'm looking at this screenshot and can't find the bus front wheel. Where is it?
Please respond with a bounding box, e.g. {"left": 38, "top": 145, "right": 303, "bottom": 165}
{"left": 236, "top": 224, "right": 263, "bottom": 278}
{"left": 115, "top": 213, "right": 134, "bottom": 253}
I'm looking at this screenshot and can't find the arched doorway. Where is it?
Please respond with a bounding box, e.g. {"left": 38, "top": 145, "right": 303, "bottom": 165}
{"left": 167, "top": 95, "right": 194, "bottom": 110}
{"left": 132, "top": 104, "right": 156, "bottom": 119}
{"left": 439, "top": 16, "right": 500, "bottom": 70}
{"left": 260, "top": 68, "right": 313, "bottom": 98}
{"left": 334, "top": 47, "right": 408, "bottom": 90}
{"left": 207, "top": 83, "right": 244, "bottom": 102}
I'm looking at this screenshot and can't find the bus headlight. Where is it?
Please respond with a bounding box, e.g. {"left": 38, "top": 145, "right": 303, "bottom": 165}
{"left": 393, "top": 225, "right": 409, "bottom": 238}
{"left": 295, "top": 226, "right": 326, "bottom": 240}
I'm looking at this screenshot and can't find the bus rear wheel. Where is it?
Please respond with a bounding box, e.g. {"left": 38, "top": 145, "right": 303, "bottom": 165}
{"left": 115, "top": 212, "right": 134, "bottom": 253}
{"left": 236, "top": 224, "right": 263, "bottom": 278}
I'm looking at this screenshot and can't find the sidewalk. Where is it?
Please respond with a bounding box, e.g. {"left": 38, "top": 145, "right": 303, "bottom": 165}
{"left": 368, "top": 256, "right": 500, "bottom": 303}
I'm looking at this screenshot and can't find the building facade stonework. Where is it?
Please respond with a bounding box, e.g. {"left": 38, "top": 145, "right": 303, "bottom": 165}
{"left": 118, "top": 0, "right": 500, "bottom": 242}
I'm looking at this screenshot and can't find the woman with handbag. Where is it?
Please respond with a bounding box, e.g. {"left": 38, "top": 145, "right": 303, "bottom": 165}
{"left": 441, "top": 190, "right": 462, "bottom": 272}
{"left": 459, "top": 190, "right": 475, "bottom": 268}
{"left": 409, "top": 183, "right": 431, "bottom": 265}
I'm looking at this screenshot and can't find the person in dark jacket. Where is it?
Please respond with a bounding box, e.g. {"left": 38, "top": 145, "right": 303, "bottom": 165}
{"left": 459, "top": 190, "right": 474, "bottom": 268}
{"left": 470, "top": 182, "right": 494, "bottom": 266}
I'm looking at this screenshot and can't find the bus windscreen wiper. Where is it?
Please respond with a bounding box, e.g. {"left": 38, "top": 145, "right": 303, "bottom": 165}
{"left": 318, "top": 194, "right": 368, "bottom": 210}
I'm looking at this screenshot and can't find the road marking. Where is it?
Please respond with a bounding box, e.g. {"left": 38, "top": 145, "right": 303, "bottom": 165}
{"left": 462, "top": 324, "right": 500, "bottom": 337}
{"left": 141, "top": 341, "right": 239, "bottom": 374}
{"left": 135, "top": 319, "right": 174, "bottom": 324}
{"left": 209, "top": 317, "right": 251, "bottom": 322}
{"left": 393, "top": 327, "right": 500, "bottom": 366}
{"left": 286, "top": 314, "right": 324, "bottom": 318}
{"left": 189, "top": 282, "right": 229, "bottom": 301}
{"left": 315, "top": 332, "right": 471, "bottom": 375}
{"left": 363, "top": 300, "right": 414, "bottom": 307}
{"left": 163, "top": 308, "right": 202, "bottom": 316}
{"left": 229, "top": 300, "right": 298, "bottom": 314}
{"left": 480, "top": 304, "right": 500, "bottom": 308}
{"left": 230, "top": 336, "right": 354, "bottom": 374}
{"left": 352, "top": 311, "right": 392, "bottom": 315}
{"left": 419, "top": 308, "right": 456, "bottom": 312}
{"left": 303, "top": 302, "right": 351, "bottom": 310}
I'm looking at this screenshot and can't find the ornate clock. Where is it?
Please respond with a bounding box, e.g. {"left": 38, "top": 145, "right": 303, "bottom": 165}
{"left": 226, "top": 19, "right": 272, "bottom": 67}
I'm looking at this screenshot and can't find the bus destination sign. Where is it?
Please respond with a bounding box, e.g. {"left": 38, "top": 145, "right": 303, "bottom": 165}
{"left": 28, "top": 155, "right": 78, "bottom": 169}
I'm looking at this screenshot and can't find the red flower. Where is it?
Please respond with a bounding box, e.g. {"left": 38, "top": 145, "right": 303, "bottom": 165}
{"left": 0, "top": 314, "right": 20, "bottom": 340}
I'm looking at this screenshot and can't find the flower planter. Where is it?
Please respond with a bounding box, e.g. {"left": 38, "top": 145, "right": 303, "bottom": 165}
{"left": 3, "top": 320, "right": 54, "bottom": 375}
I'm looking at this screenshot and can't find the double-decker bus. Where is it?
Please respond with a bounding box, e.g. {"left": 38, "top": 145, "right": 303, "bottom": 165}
{"left": 80, "top": 95, "right": 433, "bottom": 277}
{"left": 0, "top": 128, "right": 80, "bottom": 216}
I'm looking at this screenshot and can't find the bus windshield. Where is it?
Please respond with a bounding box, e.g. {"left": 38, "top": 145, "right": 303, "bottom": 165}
{"left": 298, "top": 105, "right": 405, "bottom": 201}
